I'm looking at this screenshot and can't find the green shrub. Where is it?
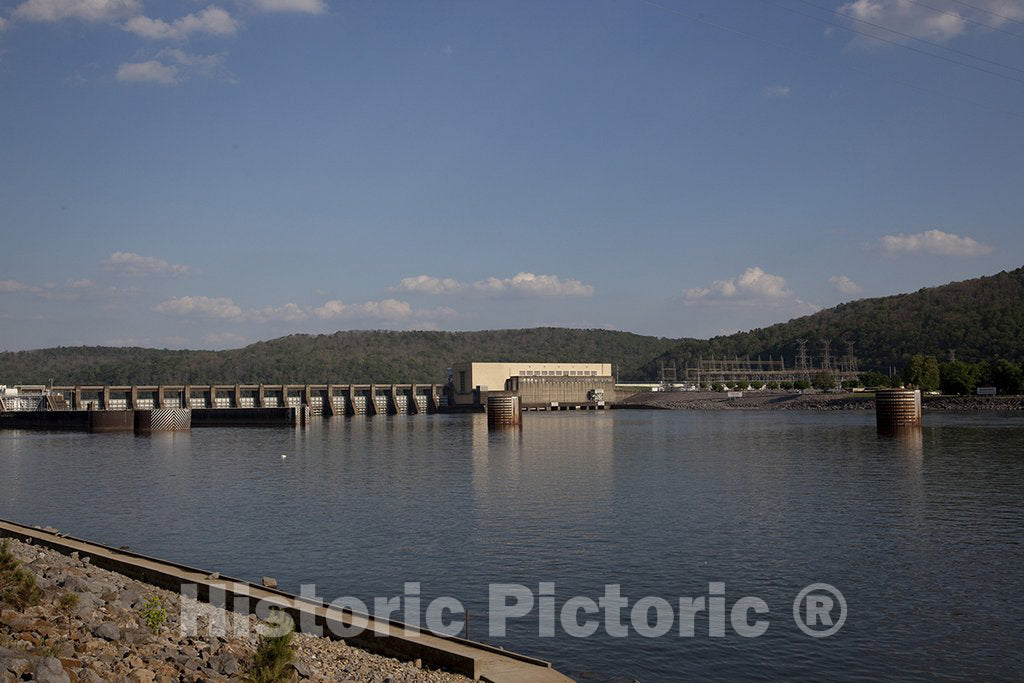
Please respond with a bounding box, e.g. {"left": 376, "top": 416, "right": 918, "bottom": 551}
{"left": 57, "top": 591, "right": 80, "bottom": 623}
{"left": 140, "top": 596, "right": 167, "bottom": 634}
{"left": 0, "top": 539, "right": 43, "bottom": 610}
{"left": 245, "top": 610, "right": 296, "bottom": 683}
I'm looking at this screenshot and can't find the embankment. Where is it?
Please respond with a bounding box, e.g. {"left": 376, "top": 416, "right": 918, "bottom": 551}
{"left": 0, "top": 536, "right": 472, "bottom": 683}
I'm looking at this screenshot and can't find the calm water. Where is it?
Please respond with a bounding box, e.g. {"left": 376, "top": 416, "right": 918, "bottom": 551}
{"left": 1, "top": 410, "right": 1022, "bottom": 681}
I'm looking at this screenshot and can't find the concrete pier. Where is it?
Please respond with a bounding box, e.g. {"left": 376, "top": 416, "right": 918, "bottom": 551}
{"left": 876, "top": 388, "right": 923, "bottom": 434}
{"left": 486, "top": 393, "right": 521, "bottom": 427}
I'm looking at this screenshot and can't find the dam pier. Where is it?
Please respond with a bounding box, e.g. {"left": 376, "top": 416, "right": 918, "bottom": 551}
{"left": 47, "top": 383, "right": 444, "bottom": 417}
{"left": 0, "top": 383, "right": 444, "bottom": 432}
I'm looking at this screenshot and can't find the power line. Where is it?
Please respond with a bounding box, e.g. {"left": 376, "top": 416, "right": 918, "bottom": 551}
{"left": 795, "top": 0, "right": 1024, "bottom": 74}
{"left": 759, "top": 0, "right": 1024, "bottom": 86}
{"left": 947, "top": 0, "right": 1024, "bottom": 26}
{"left": 637, "top": 0, "right": 1024, "bottom": 118}
{"left": 903, "top": 0, "right": 1024, "bottom": 40}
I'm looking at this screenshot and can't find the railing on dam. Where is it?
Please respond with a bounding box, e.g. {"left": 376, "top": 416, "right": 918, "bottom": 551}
{"left": 47, "top": 384, "right": 443, "bottom": 416}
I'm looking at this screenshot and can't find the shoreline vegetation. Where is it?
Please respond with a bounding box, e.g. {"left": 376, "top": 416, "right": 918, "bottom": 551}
{"left": 619, "top": 391, "right": 1024, "bottom": 411}
{"left": 3, "top": 266, "right": 1023, "bottom": 387}
{"left": 0, "top": 538, "right": 471, "bottom": 683}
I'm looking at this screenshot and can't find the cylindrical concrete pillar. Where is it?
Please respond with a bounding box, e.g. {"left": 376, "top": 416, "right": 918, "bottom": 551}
{"left": 876, "top": 388, "right": 922, "bottom": 433}
{"left": 487, "top": 393, "right": 521, "bottom": 427}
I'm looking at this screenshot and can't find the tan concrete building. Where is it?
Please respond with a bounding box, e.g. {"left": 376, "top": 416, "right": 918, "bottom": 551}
{"left": 449, "top": 362, "right": 613, "bottom": 406}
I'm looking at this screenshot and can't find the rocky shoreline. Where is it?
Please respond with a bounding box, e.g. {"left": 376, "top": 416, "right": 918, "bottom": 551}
{"left": 0, "top": 538, "right": 471, "bottom": 683}
{"left": 619, "top": 391, "right": 1024, "bottom": 412}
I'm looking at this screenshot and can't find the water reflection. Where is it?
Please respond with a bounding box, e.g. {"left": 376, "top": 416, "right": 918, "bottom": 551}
{"left": 0, "top": 411, "right": 1022, "bottom": 682}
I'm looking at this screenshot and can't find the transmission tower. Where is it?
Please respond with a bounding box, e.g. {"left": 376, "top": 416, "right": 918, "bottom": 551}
{"left": 843, "top": 341, "right": 859, "bottom": 374}
{"left": 821, "top": 340, "right": 832, "bottom": 373}
{"left": 660, "top": 360, "right": 677, "bottom": 383}
{"left": 796, "top": 339, "right": 811, "bottom": 382}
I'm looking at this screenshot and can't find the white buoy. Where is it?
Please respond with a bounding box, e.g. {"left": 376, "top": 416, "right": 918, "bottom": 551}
{"left": 281, "top": 454, "right": 287, "bottom": 459}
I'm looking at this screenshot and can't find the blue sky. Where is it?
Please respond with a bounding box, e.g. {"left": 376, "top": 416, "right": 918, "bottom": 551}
{"left": 1, "top": 0, "right": 1022, "bottom": 350}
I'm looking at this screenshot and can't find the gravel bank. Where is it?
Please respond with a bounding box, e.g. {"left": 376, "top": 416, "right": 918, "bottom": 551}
{"left": 0, "top": 538, "right": 472, "bottom": 683}
{"left": 619, "top": 391, "right": 1024, "bottom": 411}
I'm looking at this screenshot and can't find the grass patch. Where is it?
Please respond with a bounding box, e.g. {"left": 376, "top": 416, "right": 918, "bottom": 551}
{"left": 0, "top": 538, "right": 43, "bottom": 610}
{"left": 57, "top": 591, "right": 80, "bottom": 624}
{"left": 245, "top": 610, "right": 296, "bottom": 683}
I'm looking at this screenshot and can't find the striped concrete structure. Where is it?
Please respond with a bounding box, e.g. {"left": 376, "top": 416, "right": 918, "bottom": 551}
{"left": 134, "top": 408, "right": 191, "bottom": 433}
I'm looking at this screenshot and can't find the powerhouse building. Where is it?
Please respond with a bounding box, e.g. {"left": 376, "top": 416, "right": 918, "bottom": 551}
{"left": 448, "top": 362, "right": 614, "bottom": 408}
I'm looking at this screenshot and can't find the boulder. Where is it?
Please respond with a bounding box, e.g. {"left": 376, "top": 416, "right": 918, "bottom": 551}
{"left": 126, "top": 669, "right": 156, "bottom": 683}
{"left": 93, "top": 622, "right": 121, "bottom": 641}
{"left": 33, "top": 657, "right": 70, "bottom": 683}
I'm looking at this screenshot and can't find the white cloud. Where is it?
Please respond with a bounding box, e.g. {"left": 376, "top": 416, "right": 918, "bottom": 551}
{"left": 395, "top": 275, "right": 465, "bottom": 295}
{"left": 250, "top": 0, "right": 326, "bottom": 14}
{"left": 13, "top": 0, "right": 139, "bottom": 22}
{"left": 124, "top": 6, "right": 238, "bottom": 40}
{"left": 0, "top": 279, "right": 34, "bottom": 293}
{"left": 117, "top": 60, "right": 179, "bottom": 85}
{"left": 879, "top": 229, "right": 992, "bottom": 257}
{"left": 839, "top": 0, "right": 966, "bottom": 42}
{"left": 829, "top": 275, "right": 863, "bottom": 294}
{"left": 0, "top": 16, "right": 9, "bottom": 30}
{"left": 684, "top": 266, "right": 820, "bottom": 314}
{"left": 153, "top": 296, "right": 243, "bottom": 319}
{"left": 394, "top": 272, "right": 594, "bottom": 298}
{"left": 762, "top": 84, "right": 791, "bottom": 97}
{"left": 102, "top": 251, "right": 190, "bottom": 275}
{"left": 203, "top": 331, "right": 247, "bottom": 346}
{"left": 475, "top": 272, "right": 594, "bottom": 297}
{"left": 152, "top": 295, "right": 455, "bottom": 325}
{"left": 250, "top": 302, "right": 309, "bottom": 322}
{"left": 0, "top": 277, "right": 127, "bottom": 301}
{"left": 837, "top": 0, "right": 1024, "bottom": 45}
{"left": 685, "top": 266, "right": 793, "bottom": 301}
{"left": 117, "top": 50, "right": 231, "bottom": 85}
{"left": 314, "top": 298, "right": 412, "bottom": 320}
{"left": 312, "top": 299, "right": 458, "bottom": 321}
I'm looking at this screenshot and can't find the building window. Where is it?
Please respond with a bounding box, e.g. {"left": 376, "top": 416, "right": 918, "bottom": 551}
{"left": 459, "top": 371, "right": 466, "bottom": 393}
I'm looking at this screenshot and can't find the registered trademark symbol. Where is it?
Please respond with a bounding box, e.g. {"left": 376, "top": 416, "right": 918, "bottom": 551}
{"left": 793, "top": 583, "right": 847, "bottom": 638}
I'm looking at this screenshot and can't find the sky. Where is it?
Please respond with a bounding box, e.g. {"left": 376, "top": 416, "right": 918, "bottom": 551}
{"left": 1, "top": 0, "right": 1023, "bottom": 351}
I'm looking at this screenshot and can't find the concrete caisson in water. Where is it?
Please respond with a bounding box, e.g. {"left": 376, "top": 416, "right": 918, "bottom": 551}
{"left": 875, "top": 388, "right": 922, "bottom": 433}
{"left": 486, "top": 393, "right": 521, "bottom": 427}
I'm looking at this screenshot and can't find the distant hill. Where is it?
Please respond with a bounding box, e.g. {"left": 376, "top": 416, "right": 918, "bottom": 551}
{"left": 2, "top": 267, "right": 1021, "bottom": 385}
{"left": 644, "top": 267, "right": 1024, "bottom": 377}
{"left": 0, "top": 329, "right": 678, "bottom": 385}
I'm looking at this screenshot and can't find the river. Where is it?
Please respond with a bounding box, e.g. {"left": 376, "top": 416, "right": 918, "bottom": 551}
{"left": 1, "top": 410, "right": 1021, "bottom": 681}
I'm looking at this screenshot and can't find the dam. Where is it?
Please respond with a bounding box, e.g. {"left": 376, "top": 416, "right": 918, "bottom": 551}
{"left": 37, "top": 383, "right": 443, "bottom": 416}
{"left": 0, "top": 363, "right": 617, "bottom": 431}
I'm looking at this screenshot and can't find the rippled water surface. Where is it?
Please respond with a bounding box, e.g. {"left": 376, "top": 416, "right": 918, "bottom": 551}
{"left": 2, "top": 410, "right": 1022, "bottom": 681}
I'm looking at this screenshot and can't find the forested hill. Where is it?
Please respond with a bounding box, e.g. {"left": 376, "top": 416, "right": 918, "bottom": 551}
{"left": 2, "top": 267, "right": 1022, "bottom": 385}
{"left": 0, "top": 329, "right": 678, "bottom": 385}
{"left": 644, "top": 267, "right": 1024, "bottom": 377}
